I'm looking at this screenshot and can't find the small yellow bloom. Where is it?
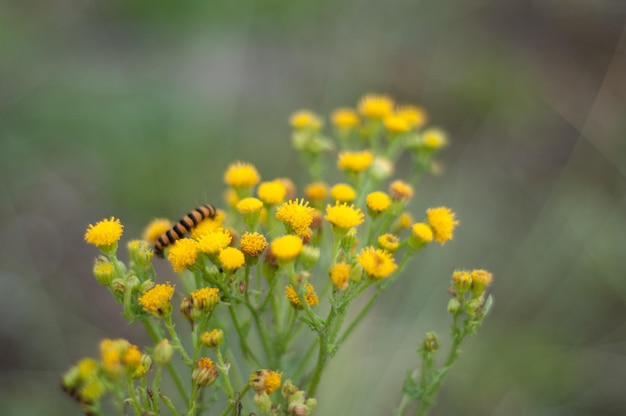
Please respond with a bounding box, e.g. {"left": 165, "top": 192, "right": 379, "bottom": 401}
{"left": 470, "top": 269, "right": 493, "bottom": 294}
{"left": 240, "top": 232, "right": 268, "bottom": 257}
{"left": 329, "top": 263, "right": 351, "bottom": 289}
{"left": 389, "top": 180, "right": 414, "bottom": 201}
{"left": 190, "top": 287, "right": 220, "bottom": 313}
{"left": 167, "top": 238, "right": 200, "bottom": 272}
{"left": 357, "top": 247, "right": 398, "bottom": 279}
{"left": 396, "top": 105, "right": 427, "bottom": 128}
{"left": 422, "top": 128, "right": 448, "bottom": 149}
{"left": 358, "top": 94, "right": 394, "bottom": 119}
{"left": 305, "top": 182, "right": 329, "bottom": 202}
{"left": 123, "top": 345, "right": 142, "bottom": 369}
{"left": 398, "top": 212, "right": 413, "bottom": 229}
{"left": 201, "top": 329, "right": 224, "bottom": 348}
{"left": 285, "top": 283, "right": 319, "bottom": 307}
{"left": 237, "top": 197, "right": 264, "bottom": 214}
{"left": 93, "top": 257, "right": 115, "bottom": 286}
{"left": 198, "top": 228, "right": 232, "bottom": 255}
{"left": 250, "top": 370, "right": 282, "bottom": 395}
{"left": 193, "top": 358, "right": 219, "bottom": 387}
{"left": 452, "top": 270, "right": 472, "bottom": 293}
{"left": 366, "top": 191, "right": 392, "bottom": 214}
{"left": 426, "top": 207, "right": 458, "bottom": 244}
{"left": 411, "top": 223, "right": 433, "bottom": 243}
{"left": 325, "top": 202, "right": 364, "bottom": 230}
{"left": 383, "top": 114, "right": 411, "bottom": 134}
{"left": 257, "top": 180, "right": 287, "bottom": 205}
{"left": 290, "top": 110, "right": 323, "bottom": 130}
{"left": 219, "top": 247, "right": 245, "bottom": 271}
{"left": 275, "top": 199, "right": 314, "bottom": 236}
{"left": 142, "top": 218, "right": 172, "bottom": 243}
{"left": 331, "top": 108, "right": 360, "bottom": 128}
{"left": 378, "top": 234, "right": 400, "bottom": 252}
{"left": 189, "top": 211, "right": 225, "bottom": 239}
{"left": 85, "top": 217, "right": 124, "bottom": 248}
{"left": 138, "top": 283, "right": 175, "bottom": 317}
{"left": 337, "top": 150, "right": 373, "bottom": 173}
{"left": 270, "top": 235, "right": 303, "bottom": 261}
{"left": 224, "top": 161, "right": 261, "bottom": 188}
{"left": 330, "top": 183, "right": 356, "bottom": 203}
{"left": 79, "top": 379, "right": 106, "bottom": 402}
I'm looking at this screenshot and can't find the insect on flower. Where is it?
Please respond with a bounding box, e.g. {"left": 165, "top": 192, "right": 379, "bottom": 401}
{"left": 154, "top": 204, "right": 217, "bottom": 258}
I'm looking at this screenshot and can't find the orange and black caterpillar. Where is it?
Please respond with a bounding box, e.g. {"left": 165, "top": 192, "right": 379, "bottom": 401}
{"left": 154, "top": 204, "right": 217, "bottom": 258}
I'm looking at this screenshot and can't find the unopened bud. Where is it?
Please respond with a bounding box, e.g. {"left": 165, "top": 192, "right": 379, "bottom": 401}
{"left": 447, "top": 298, "right": 461, "bottom": 314}
{"left": 253, "top": 391, "right": 272, "bottom": 413}
{"left": 192, "top": 358, "right": 218, "bottom": 387}
{"left": 299, "top": 245, "right": 320, "bottom": 268}
{"left": 452, "top": 270, "right": 472, "bottom": 294}
{"left": 110, "top": 278, "right": 126, "bottom": 295}
{"left": 201, "top": 329, "right": 224, "bottom": 348}
{"left": 421, "top": 332, "right": 439, "bottom": 352}
{"left": 93, "top": 256, "right": 115, "bottom": 286}
{"left": 153, "top": 339, "right": 173, "bottom": 365}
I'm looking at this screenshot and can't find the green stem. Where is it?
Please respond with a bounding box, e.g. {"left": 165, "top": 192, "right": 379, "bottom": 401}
{"left": 306, "top": 334, "right": 328, "bottom": 398}
{"left": 215, "top": 348, "right": 236, "bottom": 398}
{"left": 165, "top": 315, "right": 194, "bottom": 367}
{"left": 218, "top": 385, "right": 250, "bottom": 416}
{"left": 227, "top": 304, "right": 263, "bottom": 368}
{"left": 151, "top": 365, "right": 162, "bottom": 414}
{"left": 160, "top": 390, "right": 180, "bottom": 416}
{"left": 125, "top": 377, "right": 143, "bottom": 415}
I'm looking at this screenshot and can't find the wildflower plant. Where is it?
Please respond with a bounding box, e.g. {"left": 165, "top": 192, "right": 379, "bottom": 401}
{"left": 63, "top": 93, "right": 493, "bottom": 416}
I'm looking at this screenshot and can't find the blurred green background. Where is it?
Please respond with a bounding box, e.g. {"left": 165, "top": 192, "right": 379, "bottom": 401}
{"left": 1, "top": 0, "right": 625, "bottom": 414}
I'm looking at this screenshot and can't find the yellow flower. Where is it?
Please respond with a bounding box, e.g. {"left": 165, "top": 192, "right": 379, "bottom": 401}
{"left": 305, "top": 182, "right": 329, "bottom": 202}
{"left": 138, "top": 283, "right": 175, "bottom": 317}
{"left": 93, "top": 257, "right": 115, "bottom": 285}
{"left": 378, "top": 234, "right": 400, "bottom": 252}
{"left": 358, "top": 94, "right": 394, "bottom": 118}
{"left": 389, "top": 180, "right": 414, "bottom": 201}
{"left": 250, "top": 370, "right": 282, "bottom": 394}
{"left": 426, "top": 207, "right": 458, "bottom": 244}
{"left": 422, "top": 128, "right": 448, "bottom": 149}
{"left": 325, "top": 202, "right": 364, "bottom": 230}
{"left": 193, "top": 358, "right": 219, "bottom": 387}
{"left": 366, "top": 191, "right": 391, "bottom": 214}
{"left": 198, "top": 228, "right": 232, "bottom": 255}
{"left": 219, "top": 247, "right": 245, "bottom": 271}
{"left": 224, "top": 161, "right": 261, "bottom": 188}
{"left": 285, "top": 283, "right": 319, "bottom": 307}
{"left": 396, "top": 105, "right": 427, "bottom": 128}
{"left": 331, "top": 108, "right": 360, "bottom": 128}
{"left": 85, "top": 217, "right": 123, "bottom": 248}
{"left": 237, "top": 197, "right": 264, "bottom": 214}
{"left": 77, "top": 358, "right": 99, "bottom": 380}
{"left": 142, "top": 218, "right": 172, "bottom": 243}
{"left": 330, "top": 183, "right": 356, "bottom": 203}
{"left": 240, "top": 232, "right": 268, "bottom": 257}
{"left": 271, "top": 235, "right": 303, "bottom": 261}
{"left": 337, "top": 150, "right": 373, "bottom": 173}
{"left": 383, "top": 114, "right": 411, "bottom": 134}
{"left": 398, "top": 212, "right": 413, "bottom": 229}
{"left": 357, "top": 247, "right": 397, "bottom": 279}
{"left": 411, "top": 223, "right": 433, "bottom": 243}
{"left": 257, "top": 180, "right": 287, "bottom": 205}
{"left": 190, "top": 287, "right": 220, "bottom": 313}
{"left": 275, "top": 199, "right": 314, "bottom": 236}
{"left": 189, "top": 211, "right": 225, "bottom": 239}
{"left": 289, "top": 110, "right": 323, "bottom": 130}
{"left": 201, "top": 329, "right": 224, "bottom": 348}
{"left": 167, "top": 238, "right": 200, "bottom": 272}
{"left": 452, "top": 270, "right": 472, "bottom": 293}
{"left": 329, "top": 263, "right": 351, "bottom": 289}
{"left": 470, "top": 269, "right": 493, "bottom": 294}
{"left": 123, "top": 345, "right": 142, "bottom": 369}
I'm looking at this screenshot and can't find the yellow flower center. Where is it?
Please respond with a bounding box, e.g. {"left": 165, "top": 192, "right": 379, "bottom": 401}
{"left": 257, "top": 180, "right": 287, "bottom": 205}
{"left": 305, "top": 182, "right": 329, "bottom": 202}
{"left": 167, "top": 238, "right": 199, "bottom": 272}
{"left": 426, "top": 207, "right": 458, "bottom": 244}
{"left": 189, "top": 211, "right": 225, "bottom": 239}
{"left": 285, "top": 283, "right": 319, "bottom": 307}
{"left": 411, "top": 223, "right": 433, "bottom": 243}
{"left": 240, "top": 232, "right": 268, "bottom": 257}
{"left": 396, "top": 105, "right": 427, "bottom": 127}
{"left": 331, "top": 108, "right": 360, "bottom": 128}
{"left": 271, "top": 235, "right": 303, "bottom": 261}
{"left": 219, "top": 247, "right": 245, "bottom": 271}
{"left": 289, "top": 110, "right": 323, "bottom": 130}
{"left": 138, "top": 283, "right": 175, "bottom": 316}
{"left": 236, "top": 197, "right": 264, "bottom": 214}
{"left": 224, "top": 161, "right": 261, "bottom": 188}
{"left": 84, "top": 217, "right": 124, "bottom": 248}
{"left": 383, "top": 115, "right": 411, "bottom": 134}
{"left": 275, "top": 199, "right": 314, "bottom": 236}
{"left": 325, "top": 202, "right": 364, "bottom": 230}
{"left": 357, "top": 247, "right": 398, "bottom": 279}
{"left": 330, "top": 183, "right": 356, "bottom": 203}
{"left": 198, "top": 228, "right": 232, "bottom": 255}
{"left": 337, "top": 150, "right": 373, "bottom": 173}
{"left": 422, "top": 128, "right": 447, "bottom": 149}
{"left": 329, "top": 263, "right": 351, "bottom": 289}
{"left": 378, "top": 234, "right": 400, "bottom": 252}
{"left": 358, "top": 94, "right": 394, "bottom": 118}
{"left": 389, "top": 180, "right": 414, "bottom": 201}
{"left": 366, "top": 191, "right": 391, "bottom": 213}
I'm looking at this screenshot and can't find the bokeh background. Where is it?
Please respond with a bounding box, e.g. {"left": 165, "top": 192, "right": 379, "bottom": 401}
{"left": 1, "top": 0, "right": 625, "bottom": 415}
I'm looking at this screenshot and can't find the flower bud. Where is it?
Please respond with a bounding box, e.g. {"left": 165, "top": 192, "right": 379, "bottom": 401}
{"left": 153, "top": 339, "right": 173, "bottom": 365}
{"left": 93, "top": 256, "right": 115, "bottom": 286}
{"left": 250, "top": 369, "right": 282, "bottom": 394}
{"left": 470, "top": 269, "right": 493, "bottom": 296}
{"left": 299, "top": 245, "right": 320, "bottom": 268}
{"left": 192, "top": 358, "right": 218, "bottom": 387}
{"left": 253, "top": 391, "right": 272, "bottom": 413}
{"left": 139, "top": 279, "right": 155, "bottom": 294}
{"left": 110, "top": 278, "right": 126, "bottom": 295}
{"left": 421, "top": 332, "right": 439, "bottom": 352}
{"left": 201, "top": 329, "right": 224, "bottom": 349}
{"left": 447, "top": 298, "right": 461, "bottom": 314}
{"left": 466, "top": 297, "right": 483, "bottom": 317}
{"left": 452, "top": 270, "right": 472, "bottom": 294}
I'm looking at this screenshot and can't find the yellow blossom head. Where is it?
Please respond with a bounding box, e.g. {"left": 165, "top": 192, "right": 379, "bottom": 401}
{"left": 237, "top": 197, "right": 264, "bottom": 214}
{"left": 250, "top": 370, "right": 282, "bottom": 395}
{"left": 396, "top": 105, "right": 427, "bottom": 128}
{"left": 193, "top": 358, "right": 219, "bottom": 387}
{"left": 329, "top": 263, "right": 351, "bottom": 289}
{"left": 422, "top": 128, "right": 448, "bottom": 150}
{"left": 366, "top": 191, "right": 392, "bottom": 214}
{"left": 325, "top": 202, "right": 365, "bottom": 230}
{"left": 189, "top": 211, "right": 225, "bottom": 239}
{"left": 167, "top": 238, "right": 200, "bottom": 272}
{"left": 198, "top": 228, "right": 232, "bottom": 255}
{"left": 389, "top": 180, "right": 414, "bottom": 201}
{"left": 470, "top": 269, "right": 493, "bottom": 295}
{"left": 240, "top": 232, "right": 268, "bottom": 257}
{"left": 224, "top": 161, "right": 261, "bottom": 188}
{"left": 358, "top": 94, "right": 394, "bottom": 119}
{"left": 85, "top": 217, "right": 123, "bottom": 250}
{"left": 270, "top": 235, "right": 303, "bottom": 262}
{"left": 219, "top": 247, "right": 245, "bottom": 272}
{"left": 190, "top": 287, "right": 220, "bottom": 314}
{"left": 330, "top": 183, "right": 356, "bottom": 203}
{"left": 452, "top": 270, "right": 472, "bottom": 293}
{"left": 289, "top": 110, "right": 323, "bottom": 130}
{"left": 305, "top": 182, "right": 329, "bottom": 202}
{"left": 285, "top": 283, "right": 319, "bottom": 308}
{"left": 383, "top": 114, "right": 411, "bottom": 134}
{"left": 357, "top": 247, "right": 398, "bottom": 279}
{"left": 426, "top": 207, "right": 458, "bottom": 244}
{"left": 331, "top": 108, "right": 360, "bottom": 129}
{"left": 139, "top": 283, "right": 175, "bottom": 317}
{"left": 337, "top": 150, "right": 373, "bottom": 173}
{"left": 275, "top": 199, "right": 314, "bottom": 236}
{"left": 378, "top": 234, "right": 400, "bottom": 252}
{"left": 411, "top": 223, "right": 433, "bottom": 245}
{"left": 93, "top": 256, "right": 115, "bottom": 286}
{"left": 257, "top": 180, "right": 287, "bottom": 205}
{"left": 398, "top": 212, "right": 413, "bottom": 229}
{"left": 142, "top": 218, "right": 172, "bottom": 243}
